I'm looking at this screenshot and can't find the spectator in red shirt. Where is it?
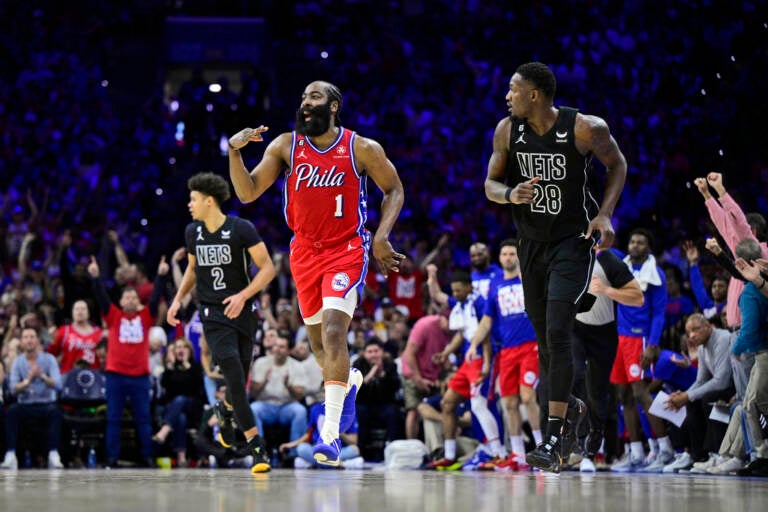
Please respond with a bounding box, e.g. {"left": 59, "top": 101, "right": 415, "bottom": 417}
{"left": 88, "top": 255, "right": 169, "bottom": 468}
{"left": 47, "top": 300, "right": 103, "bottom": 374}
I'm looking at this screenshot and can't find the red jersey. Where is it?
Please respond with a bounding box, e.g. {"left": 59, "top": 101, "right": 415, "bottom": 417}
{"left": 48, "top": 324, "right": 103, "bottom": 373}
{"left": 104, "top": 304, "right": 154, "bottom": 376}
{"left": 388, "top": 268, "right": 425, "bottom": 320}
{"left": 285, "top": 128, "right": 370, "bottom": 247}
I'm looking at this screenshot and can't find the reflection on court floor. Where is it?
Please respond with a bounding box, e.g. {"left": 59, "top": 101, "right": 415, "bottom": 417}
{"left": 1, "top": 468, "right": 767, "bottom": 512}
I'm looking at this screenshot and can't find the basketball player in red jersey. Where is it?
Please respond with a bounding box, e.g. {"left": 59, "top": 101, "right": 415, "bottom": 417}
{"left": 228, "top": 81, "right": 405, "bottom": 466}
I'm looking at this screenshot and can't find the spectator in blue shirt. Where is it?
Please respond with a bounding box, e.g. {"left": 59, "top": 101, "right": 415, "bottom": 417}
{"left": 1, "top": 327, "right": 63, "bottom": 470}
{"left": 683, "top": 240, "right": 727, "bottom": 326}
{"left": 731, "top": 239, "right": 768, "bottom": 476}
{"left": 612, "top": 228, "right": 671, "bottom": 472}
{"left": 641, "top": 345, "right": 697, "bottom": 395}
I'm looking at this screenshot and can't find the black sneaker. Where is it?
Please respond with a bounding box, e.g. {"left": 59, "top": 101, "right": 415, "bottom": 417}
{"left": 561, "top": 396, "right": 587, "bottom": 459}
{"left": 214, "top": 401, "right": 241, "bottom": 448}
{"left": 247, "top": 435, "right": 271, "bottom": 474}
{"left": 584, "top": 429, "right": 604, "bottom": 459}
{"left": 736, "top": 457, "right": 768, "bottom": 477}
{"left": 526, "top": 435, "right": 563, "bottom": 473}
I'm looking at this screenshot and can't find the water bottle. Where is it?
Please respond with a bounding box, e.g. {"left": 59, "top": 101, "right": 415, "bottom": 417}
{"left": 208, "top": 455, "right": 217, "bottom": 469}
{"left": 87, "top": 446, "right": 97, "bottom": 469}
{"left": 271, "top": 448, "right": 280, "bottom": 469}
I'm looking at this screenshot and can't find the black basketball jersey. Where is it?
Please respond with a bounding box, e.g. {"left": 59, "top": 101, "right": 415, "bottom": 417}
{"left": 506, "top": 106, "right": 599, "bottom": 242}
{"left": 185, "top": 216, "right": 263, "bottom": 306}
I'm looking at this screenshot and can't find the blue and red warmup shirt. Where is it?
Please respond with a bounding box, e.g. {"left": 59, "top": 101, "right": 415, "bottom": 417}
{"left": 651, "top": 349, "right": 697, "bottom": 391}
{"left": 483, "top": 276, "right": 536, "bottom": 350}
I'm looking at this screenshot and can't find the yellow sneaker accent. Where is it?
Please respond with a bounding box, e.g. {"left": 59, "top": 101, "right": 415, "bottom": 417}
{"left": 251, "top": 462, "right": 271, "bottom": 474}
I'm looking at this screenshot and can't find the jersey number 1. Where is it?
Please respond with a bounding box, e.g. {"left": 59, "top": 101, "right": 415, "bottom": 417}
{"left": 334, "top": 194, "right": 344, "bottom": 218}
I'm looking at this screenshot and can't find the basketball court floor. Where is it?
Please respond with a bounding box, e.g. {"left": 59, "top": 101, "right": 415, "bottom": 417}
{"left": 2, "top": 468, "right": 767, "bottom": 512}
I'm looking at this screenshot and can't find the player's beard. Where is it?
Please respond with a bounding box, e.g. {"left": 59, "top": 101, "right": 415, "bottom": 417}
{"left": 295, "top": 101, "right": 332, "bottom": 136}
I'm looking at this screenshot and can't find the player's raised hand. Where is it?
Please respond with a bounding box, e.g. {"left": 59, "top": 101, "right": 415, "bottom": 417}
{"left": 228, "top": 125, "right": 269, "bottom": 150}
{"left": 585, "top": 213, "right": 615, "bottom": 250}
{"left": 222, "top": 292, "right": 247, "bottom": 319}
{"left": 372, "top": 238, "right": 406, "bottom": 278}
{"left": 508, "top": 176, "right": 540, "bottom": 204}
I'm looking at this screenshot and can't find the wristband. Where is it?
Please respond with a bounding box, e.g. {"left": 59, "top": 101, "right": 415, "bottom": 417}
{"left": 504, "top": 188, "right": 512, "bottom": 203}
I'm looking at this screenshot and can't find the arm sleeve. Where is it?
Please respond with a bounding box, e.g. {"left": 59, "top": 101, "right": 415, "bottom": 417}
{"left": 687, "top": 334, "right": 732, "bottom": 402}
{"left": 384, "top": 364, "right": 401, "bottom": 396}
{"left": 731, "top": 288, "right": 760, "bottom": 356}
{"left": 237, "top": 218, "right": 264, "bottom": 249}
{"left": 47, "top": 327, "right": 64, "bottom": 356}
{"left": 90, "top": 276, "right": 113, "bottom": 315}
{"left": 714, "top": 251, "right": 746, "bottom": 282}
{"left": 652, "top": 355, "right": 673, "bottom": 382}
{"left": 719, "top": 193, "right": 756, "bottom": 245}
{"left": 149, "top": 272, "right": 168, "bottom": 317}
{"left": 288, "top": 362, "right": 308, "bottom": 388}
{"left": 251, "top": 358, "right": 268, "bottom": 383}
{"left": 705, "top": 197, "right": 739, "bottom": 253}
{"left": 185, "top": 224, "right": 197, "bottom": 254}
{"left": 9, "top": 358, "right": 22, "bottom": 391}
{"left": 647, "top": 277, "right": 668, "bottom": 346}
{"left": 688, "top": 264, "right": 714, "bottom": 312}
{"left": 46, "top": 354, "right": 62, "bottom": 390}
{"left": 600, "top": 250, "right": 634, "bottom": 288}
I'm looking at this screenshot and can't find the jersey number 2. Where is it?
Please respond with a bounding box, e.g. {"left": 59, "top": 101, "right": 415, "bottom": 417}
{"left": 211, "top": 267, "right": 226, "bottom": 290}
{"left": 334, "top": 194, "right": 344, "bottom": 218}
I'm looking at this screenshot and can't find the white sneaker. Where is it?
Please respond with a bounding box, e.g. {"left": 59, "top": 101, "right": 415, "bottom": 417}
{"left": 638, "top": 450, "right": 675, "bottom": 473}
{"left": 293, "top": 457, "right": 313, "bottom": 469}
{"left": 0, "top": 452, "right": 18, "bottom": 470}
{"left": 691, "top": 453, "right": 723, "bottom": 473}
{"left": 343, "top": 456, "right": 365, "bottom": 469}
{"left": 48, "top": 451, "right": 64, "bottom": 469}
{"left": 611, "top": 453, "right": 645, "bottom": 473}
{"left": 579, "top": 457, "right": 596, "bottom": 473}
{"left": 706, "top": 457, "right": 745, "bottom": 475}
{"left": 663, "top": 452, "right": 693, "bottom": 473}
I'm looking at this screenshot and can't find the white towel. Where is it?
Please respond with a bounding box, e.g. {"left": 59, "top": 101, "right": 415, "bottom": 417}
{"left": 623, "top": 254, "right": 662, "bottom": 291}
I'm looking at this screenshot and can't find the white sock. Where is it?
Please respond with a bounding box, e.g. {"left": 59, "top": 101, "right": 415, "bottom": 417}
{"left": 320, "top": 383, "right": 346, "bottom": 444}
{"left": 657, "top": 436, "right": 672, "bottom": 453}
{"left": 630, "top": 441, "right": 645, "bottom": 460}
{"left": 445, "top": 439, "right": 457, "bottom": 460}
{"left": 532, "top": 429, "right": 543, "bottom": 445}
{"left": 510, "top": 435, "right": 526, "bottom": 456}
{"left": 648, "top": 437, "right": 659, "bottom": 455}
{"left": 489, "top": 439, "right": 506, "bottom": 458}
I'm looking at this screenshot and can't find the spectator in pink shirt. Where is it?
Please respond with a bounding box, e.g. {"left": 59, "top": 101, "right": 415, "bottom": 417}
{"left": 695, "top": 172, "right": 768, "bottom": 329}
{"left": 400, "top": 312, "right": 452, "bottom": 439}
